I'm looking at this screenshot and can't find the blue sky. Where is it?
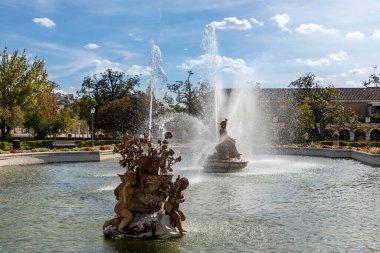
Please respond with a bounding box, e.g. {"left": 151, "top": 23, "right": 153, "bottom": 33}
{"left": 1, "top": 0, "right": 380, "bottom": 93}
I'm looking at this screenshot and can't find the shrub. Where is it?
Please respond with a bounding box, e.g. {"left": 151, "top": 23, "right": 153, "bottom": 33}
{"left": 320, "top": 141, "right": 334, "bottom": 146}
{"left": 83, "top": 147, "right": 93, "bottom": 151}
{"left": 10, "top": 149, "right": 17, "bottom": 153}
{"left": 31, "top": 148, "right": 51, "bottom": 152}
{"left": 77, "top": 140, "right": 119, "bottom": 147}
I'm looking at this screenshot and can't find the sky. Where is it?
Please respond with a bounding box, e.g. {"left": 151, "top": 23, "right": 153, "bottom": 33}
{"left": 1, "top": 0, "right": 380, "bottom": 94}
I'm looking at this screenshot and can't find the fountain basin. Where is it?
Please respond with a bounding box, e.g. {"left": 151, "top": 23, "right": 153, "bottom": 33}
{"left": 203, "top": 159, "right": 248, "bottom": 172}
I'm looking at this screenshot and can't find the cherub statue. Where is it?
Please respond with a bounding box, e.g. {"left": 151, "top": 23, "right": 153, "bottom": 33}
{"left": 162, "top": 176, "right": 189, "bottom": 234}
{"left": 112, "top": 169, "right": 137, "bottom": 232}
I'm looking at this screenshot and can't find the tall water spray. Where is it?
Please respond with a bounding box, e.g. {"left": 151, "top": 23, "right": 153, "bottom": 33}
{"left": 201, "top": 25, "right": 225, "bottom": 139}
{"left": 201, "top": 25, "right": 270, "bottom": 154}
{"left": 148, "top": 42, "right": 167, "bottom": 140}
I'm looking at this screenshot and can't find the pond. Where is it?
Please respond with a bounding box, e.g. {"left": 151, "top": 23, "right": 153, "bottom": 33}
{"left": 0, "top": 155, "right": 379, "bottom": 252}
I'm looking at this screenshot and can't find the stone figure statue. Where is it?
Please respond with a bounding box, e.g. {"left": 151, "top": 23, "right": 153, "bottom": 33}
{"left": 114, "top": 170, "right": 137, "bottom": 232}
{"left": 210, "top": 119, "right": 241, "bottom": 160}
{"left": 163, "top": 176, "right": 189, "bottom": 234}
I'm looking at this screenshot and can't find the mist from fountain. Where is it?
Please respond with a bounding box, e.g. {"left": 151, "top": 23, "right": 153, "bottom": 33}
{"left": 201, "top": 24, "right": 271, "bottom": 155}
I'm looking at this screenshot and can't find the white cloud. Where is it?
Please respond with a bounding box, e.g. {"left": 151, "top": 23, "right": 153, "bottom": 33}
{"left": 250, "top": 18, "right": 264, "bottom": 26}
{"left": 91, "top": 59, "right": 150, "bottom": 76}
{"left": 372, "top": 30, "right": 380, "bottom": 38}
{"left": 348, "top": 68, "right": 368, "bottom": 75}
{"left": 84, "top": 43, "right": 100, "bottom": 49}
{"left": 125, "top": 65, "right": 150, "bottom": 76}
{"left": 177, "top": 54, "right": 250, "bottom": 75}
{"left": 32, "top": 17, "right": 56, "bottom": 28}
{"left": 91, "top": 59, "right": 121, "bottom": 74}
{"left": 128, "top": 33, "right": 143, "bottom": 42}
{"left": 209, "top": 17, "right": 252, "bottom": 30}
{"left": 345, "top": 80, "right": 360, "bottom": 87}
{"left": 295, "top": 23, "right": 337, "bottom": 34}
{"left": 345, "top": 31, "right": 365, "bottom": 39}
{"left": 295, "top": 50, "right": 348, "bottom": 67}
{"left": 271, "top": 13, "right": 290, "bottom": 31}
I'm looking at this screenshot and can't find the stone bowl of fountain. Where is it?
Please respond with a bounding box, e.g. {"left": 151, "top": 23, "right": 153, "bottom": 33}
{"left": 103, "top": 132, "right": 189, "bottom": 240}
{"left": 203, "top": 119, "right": 248, "bottom": 173}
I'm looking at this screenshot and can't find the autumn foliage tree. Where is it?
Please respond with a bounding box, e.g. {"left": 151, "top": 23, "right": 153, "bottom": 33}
{"left": 0, "top": 47, "right": 56, "bottom": 140}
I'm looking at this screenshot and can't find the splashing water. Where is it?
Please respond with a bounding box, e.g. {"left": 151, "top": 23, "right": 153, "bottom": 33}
{"left": 148, "top": 42, "right": 167, "bottom": 139}
{"left": 202, "top": 25, "right": 224, "bottom": 140}
{"left": 201, "top": 24, "right": 271, "bottom": 154}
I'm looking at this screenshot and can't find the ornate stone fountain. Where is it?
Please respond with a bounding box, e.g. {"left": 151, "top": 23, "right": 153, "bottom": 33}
{"left": 203, "top": 119, "right": 248, "bottom": 172}
{"left": 103, "top": 132, "right": 189, "bottom": 240}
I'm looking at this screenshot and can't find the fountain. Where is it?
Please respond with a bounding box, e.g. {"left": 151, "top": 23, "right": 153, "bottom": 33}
{"left": 199, "top": 24, "right": 251, "bottom": 171}
{"left": 103, "top": 132, "right": 189, "bottom": 240}
{"left": 203, "top": 118, "right": 248, "bottom": 172}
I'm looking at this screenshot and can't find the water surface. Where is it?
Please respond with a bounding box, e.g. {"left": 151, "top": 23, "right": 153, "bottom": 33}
{"left": 0, "top": 156, "right": 379, "bottom": 252}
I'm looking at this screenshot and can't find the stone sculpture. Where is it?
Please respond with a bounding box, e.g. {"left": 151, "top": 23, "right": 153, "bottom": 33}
{"left": 103, "top": 132, "right": 189, "bottom": 240}
{"left": 204, "top": 119, "right": 248, "bottom": 172}
{"left": 162, "top": 176, "right": 189, "bottom": 234}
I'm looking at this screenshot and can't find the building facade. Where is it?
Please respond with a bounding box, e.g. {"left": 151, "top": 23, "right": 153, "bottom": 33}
{"left": 259, "top": 87, "right": 380, "bottom": 141}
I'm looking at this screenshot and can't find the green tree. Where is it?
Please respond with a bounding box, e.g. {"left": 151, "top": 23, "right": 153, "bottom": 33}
{"left": 165, "top": 71, "right": 211, "bottom": 117}
{"left": 58, "top": 107, "right": 74, "bottom": 134}
{"left": 77, "top": 69, "right": 141, "bottom": 130}
{"left": 98, "top": 91, "right": 154, "bottom": 138}
{"left": 290, "top": 73, "right": 358, "bottom": 140}
{"left": 363, "top": 66, "right": 380, "bottom": 87}
{"left": 0, "top": 47, "right": 54, "bottom": 140}
{"left": 24, "top": 87, "right": 59, "bottom": 139}
{"left": 293, "top": 97, "right": 315, "bottom": 133}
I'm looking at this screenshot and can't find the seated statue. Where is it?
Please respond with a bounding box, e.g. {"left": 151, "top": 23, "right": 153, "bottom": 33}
{"left": 103, "top": 169, "right": 137, "bottom": 232}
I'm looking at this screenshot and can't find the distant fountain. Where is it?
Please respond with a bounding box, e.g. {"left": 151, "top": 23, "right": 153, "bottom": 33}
{"left": 201, "top": 25, "right": 248, "bottom": 171}
{"left": 203, "top": 118, "right": 248, "bottom": 172}
{"left": 201, "top": 24, "right": 271, "bottom": 155}
{"left": 148, "top": 42, "right": 167, "bottom": 140}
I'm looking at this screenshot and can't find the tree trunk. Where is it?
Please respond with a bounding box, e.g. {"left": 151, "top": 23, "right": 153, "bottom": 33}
{"left": 320, "top": 121, "right": 326, "bottom": 140}
{"left": 1, "top": 120, "right": 7, "bottom": 141}
{"left": 313, "top": 122, "right": 321, "bottom": 141}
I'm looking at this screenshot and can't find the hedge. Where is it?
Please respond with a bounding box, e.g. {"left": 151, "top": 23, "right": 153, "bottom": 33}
{"left": 0, "top": 139, "right": 121, "bottom": 150}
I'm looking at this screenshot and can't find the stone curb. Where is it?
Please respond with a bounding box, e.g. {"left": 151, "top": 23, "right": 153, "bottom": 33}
{"left": 274, "top": 147, "right": 380, "bottom": 166}
{"left": 0, "top": 150, "right": 120, "bottom": 167}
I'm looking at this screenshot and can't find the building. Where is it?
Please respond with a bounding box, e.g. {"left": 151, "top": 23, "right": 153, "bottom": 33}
{"left": 259, "top": 87, "right": 380, "bottom": 141}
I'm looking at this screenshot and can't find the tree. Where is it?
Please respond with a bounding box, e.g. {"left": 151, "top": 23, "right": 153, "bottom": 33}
{"left": 58, "top": 107, "right": 74, "bottom": 134}
{"left": 293, "top": 97, "right": 315, "bottom": 134}
{"left": 363, "top": 66, "right": 380, "bottom": 87}
{"left": 77, "top": 69, "right": 141, "bottom": 130}
{"left": 24, "top": 86, "right": 59, "bottom": 139}
{"left": 290, "top": 73, "right": 358, "bottom": 140}
{"left": 165, "top": 71, "right": 211, "bottom": 117}
{"left": 98, "top": 91, "right": 155, "bottom": 138}
{"left": 0, "top": 47, "right": 53, "bottom": 140}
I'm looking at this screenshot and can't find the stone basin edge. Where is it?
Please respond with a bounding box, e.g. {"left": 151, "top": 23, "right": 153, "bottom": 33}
{"left": 0, "top": 150, "right": 120, "bottom": 167}
{"left": 274, "top": 147, "right": 380, "bottom": 166}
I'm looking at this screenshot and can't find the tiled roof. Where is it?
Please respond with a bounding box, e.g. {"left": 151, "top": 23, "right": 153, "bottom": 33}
{"left": 334, "top": 88, "right": 380, "bottom": 101}
{"left": 257, "top": 87, "right": 380, "bottom": 101}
